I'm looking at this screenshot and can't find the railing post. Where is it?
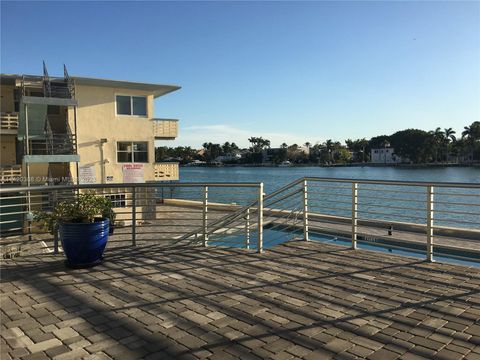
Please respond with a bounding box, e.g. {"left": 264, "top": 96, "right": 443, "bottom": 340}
{"left": 351, "top": 182, "right": 358, "bottom": 250}
{"left": 203, "top": 186, "right": 208, "bottom": 247}
{"left": 257, "top": 183, "right": 264, "bottom": 253}
{"left": 53, "top": 226, "right": 59, "bottom": 254}
{"left": 303, "top": 179, "right": 309, "bottom": 241}
{"left": 427, "top": 185, "right": 434, "bottom": 262}
{"left": 132, "top": 187, "right": 136, "bottom": 246}
{"left": 245, "top": 208, "right": 250, "bottom": 249}
{"left": 53, "top": 190, "right": 59, "bottom": 254}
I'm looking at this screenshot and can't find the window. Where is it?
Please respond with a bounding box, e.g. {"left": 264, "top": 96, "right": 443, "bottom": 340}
{"left": 116, "top": 96, "right": 131, "bottom": 115}
{"left": 105, "top": 194, "right": 126, "bottom": 208}
{"left": 132, "top": 97, "right": 147, "bottom": 116}
{"left": 117, "top": 141, "right": 148, "bottom": 163}
{"left": 116, "top": 95, "right": 147, "bottom": 116}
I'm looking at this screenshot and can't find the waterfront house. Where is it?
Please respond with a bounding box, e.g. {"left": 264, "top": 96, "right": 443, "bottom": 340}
{"left": 214, "top": 154, "right": 241, "bottom": 164}
{"left": 0, "top": 65, "right": 181, "bottom": 187}
{"left": 370, "top": 147, "right": 402, "bottom": 164}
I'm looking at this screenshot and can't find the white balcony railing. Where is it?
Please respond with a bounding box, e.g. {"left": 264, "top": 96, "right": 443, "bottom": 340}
{"left": 1, "top": 113, "right": 19, "bottom": 133}
{"left": 0, "top": 165, "right": 22, "bottom": 184}
{"left": 153, "top": 118, "right": 178, "bottom": 139}
{"left": 154, "top": 162, "right": 179, "bottom": 181}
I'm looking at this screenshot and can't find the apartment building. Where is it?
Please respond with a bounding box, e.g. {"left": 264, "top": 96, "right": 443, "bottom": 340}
{"left": 0, "top": 65, "right": 180, "bottom": 187}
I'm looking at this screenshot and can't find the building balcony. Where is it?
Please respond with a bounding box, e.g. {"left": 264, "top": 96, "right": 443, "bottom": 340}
{"left": 0, "top": 165, "right": 22, "bottom": 184}
{"left": 153, "top": 118, "right": 178, "bottom": 139}
{"left": 0, "top": 113, "right": 19, "bottom": 135}
{"left": 154, "top": 162, "right": 179, "bottom": 181}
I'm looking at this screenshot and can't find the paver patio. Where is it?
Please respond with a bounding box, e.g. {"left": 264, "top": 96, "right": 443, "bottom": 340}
{"left": 1, "top": 240, "right": 480, "bottom": 359}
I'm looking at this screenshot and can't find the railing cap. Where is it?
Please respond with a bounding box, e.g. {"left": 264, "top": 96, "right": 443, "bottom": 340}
{"left": 303, "top": 176, "right": 480, "bottom": 188}
{"left": 0, "top": 181, "right": 263, "bottom": 193}
{"left": 152, "top": 118, "right": 179, "bottom": 122}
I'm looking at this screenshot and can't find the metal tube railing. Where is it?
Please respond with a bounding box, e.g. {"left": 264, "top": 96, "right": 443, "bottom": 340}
{"left": 303, "top": 180, "right": 309, "bottom": 241}
{"left": 426, "top": 185, "right": 434, "bottom": 262}
{"left": 257, "top": 183, "right": 264, "bottom": 253}
{"left": 351, "top": 182, "right": 358, "bottom": 250}
{"left": 1, "top": 178, "right": 478, "bottom": 262}
{"left": 203, "top": 186, "right": 208, "bottom": 247}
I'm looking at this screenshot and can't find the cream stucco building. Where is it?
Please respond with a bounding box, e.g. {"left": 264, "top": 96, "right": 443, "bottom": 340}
{"left": 0, "top": 67, "right": 180, "bottom": 187}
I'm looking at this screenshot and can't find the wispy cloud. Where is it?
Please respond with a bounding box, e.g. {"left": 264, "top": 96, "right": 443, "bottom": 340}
{"left": 155, "top": 124, "right": 314, "bottom": 148}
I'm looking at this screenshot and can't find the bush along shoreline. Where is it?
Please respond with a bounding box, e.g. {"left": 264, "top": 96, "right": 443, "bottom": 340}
{"left": 156, "top": 122, "right": 480, "bottom": 166}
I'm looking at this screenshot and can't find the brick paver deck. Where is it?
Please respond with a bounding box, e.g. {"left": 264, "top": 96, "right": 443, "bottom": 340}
{"left": 1, "top": 240, "right": 480, "bottom": 359}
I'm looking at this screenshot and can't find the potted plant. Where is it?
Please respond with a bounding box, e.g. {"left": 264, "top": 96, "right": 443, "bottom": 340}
{"left": 34, "top": 193, "right": 113, "bottom": 268}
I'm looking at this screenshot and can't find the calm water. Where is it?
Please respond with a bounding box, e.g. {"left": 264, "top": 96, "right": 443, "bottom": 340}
{"left": 179, "top": 166, "right": 480, "bottom": 192}
{"left": 208, "top": 228, "right": 480, "bottom": 267}
{"left": 174, "top": 166, "right": 480, "bottom": 229}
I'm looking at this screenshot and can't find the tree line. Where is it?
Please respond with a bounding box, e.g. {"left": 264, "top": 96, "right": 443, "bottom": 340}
{"left": 155, "top": 121, "right": 480, "bottom": 165}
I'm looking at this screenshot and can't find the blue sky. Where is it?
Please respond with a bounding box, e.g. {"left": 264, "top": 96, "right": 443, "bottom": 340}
{"left": 1, "top": 1, "right": 479, "bottom": 148}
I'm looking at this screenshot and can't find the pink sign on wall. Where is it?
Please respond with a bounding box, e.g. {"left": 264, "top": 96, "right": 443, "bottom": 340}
{"left": 123, "top": 164, "right": 144, "bottom": 183}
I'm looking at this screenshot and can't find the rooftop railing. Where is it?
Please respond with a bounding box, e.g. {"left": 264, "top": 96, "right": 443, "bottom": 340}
{"left": 0, "top": 178, "right": 478, "bottom": 263}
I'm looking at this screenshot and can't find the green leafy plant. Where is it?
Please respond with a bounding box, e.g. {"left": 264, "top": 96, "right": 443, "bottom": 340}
{"left": 34, "top": 192, "right": 113, "bottom": 233}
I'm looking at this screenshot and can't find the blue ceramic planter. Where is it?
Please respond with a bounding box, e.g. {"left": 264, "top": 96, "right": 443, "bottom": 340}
{"left": 59, "top": 219, "right": 109, "bottom": 268}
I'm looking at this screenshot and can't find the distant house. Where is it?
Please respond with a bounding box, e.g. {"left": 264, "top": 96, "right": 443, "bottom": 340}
{"left": 184, "top": 160, "right": 206, "bottom": 166}
{"left": 371, "top": 147, "right": 402, "bottom": 164}
{"left": 215, "top": 154, "right": 241, "bottom": 163}
{"left": 262, "top": 148, "right": 288, "bottom": 164}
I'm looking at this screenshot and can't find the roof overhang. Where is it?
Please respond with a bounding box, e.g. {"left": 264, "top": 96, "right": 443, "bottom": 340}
{"left": 72, "top": 76, "right": 181, "bottom": 98}
{"left": 0, "top": 74, "right": 181, "bottom": 98}
{"left": 0, "top": 74, "right": 19, "bottom": 86}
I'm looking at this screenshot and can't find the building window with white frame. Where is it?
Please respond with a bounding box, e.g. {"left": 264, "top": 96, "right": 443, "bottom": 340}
{"left": 117, "top": 142, "right": 149, "bottom": 163}
{"left": 116, "top": 95, "right": 147, "bottom": 116}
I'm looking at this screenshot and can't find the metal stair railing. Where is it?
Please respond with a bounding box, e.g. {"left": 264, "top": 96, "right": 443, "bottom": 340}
{"left": 64, "top": 64, "right": 75, "bottom": 99}
{"left": 44, "top": 118, "right": 54, "bottom": 154}
{"left": 41, "top": 118, "right": 76, "bottom": 155}
{"left": 174, "top": 178, "right": 307, "bottom": 252}
{"left": 43, "top": 61, "right": 52, "bottom": 98}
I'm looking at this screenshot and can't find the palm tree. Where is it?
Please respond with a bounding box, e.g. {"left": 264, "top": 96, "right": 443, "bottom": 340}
{"left": 462, "top": 122, "right": 480, "bottom": 162}
{"left": 230, "top": 142, "right": 240, "bottom": 154}
{"left": 325, "top": 139, "right": 334, "bottom": 162}
{"left": 248, "top": 137, "right": 270, "bottom": 153}
{"left": 462, "top": 121, "right": 480, "bottom": 141}
{"left": 358, "top": 138, "right": 369, "bottom": 162}
{"left": 428, "top": 128, "right": 444, "bottom": 162}
{"left": 345, "top": 139, "right": 354, "bottom": 151}
{"left": 443, "top": 128, "right": 456, "bottom": 163}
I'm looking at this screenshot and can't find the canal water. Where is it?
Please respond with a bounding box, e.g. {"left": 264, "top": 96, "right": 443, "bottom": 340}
{"left": 172, "top": 166, "right": 480, "bottom": 230}
{"left": 179, "top": 166, "right": 480, "bottom": 192}
{"left": 176, "top": 166, "right": 479, "bottom": 265}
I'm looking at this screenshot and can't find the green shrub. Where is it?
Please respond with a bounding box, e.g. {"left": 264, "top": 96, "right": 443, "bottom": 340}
{"left": 34, "top": 192, "right": 113, "bottom": 233}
